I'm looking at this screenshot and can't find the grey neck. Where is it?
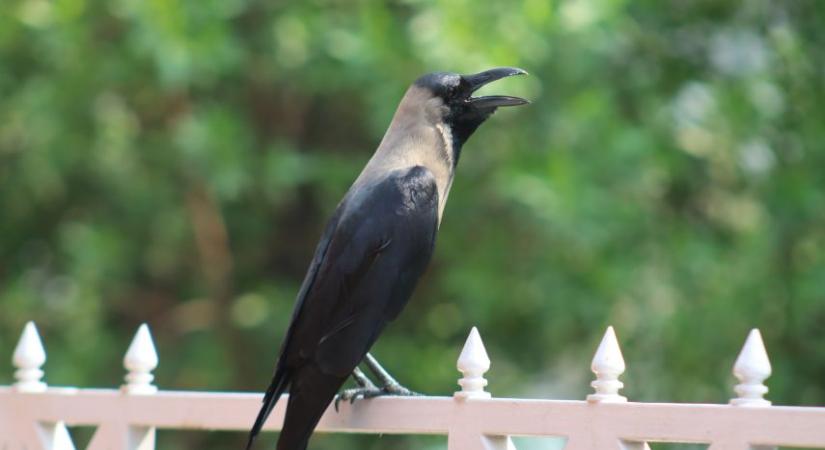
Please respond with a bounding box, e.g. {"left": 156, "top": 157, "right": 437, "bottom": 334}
{"left": 354, "top": 86, "right": 457, "bottom": 223}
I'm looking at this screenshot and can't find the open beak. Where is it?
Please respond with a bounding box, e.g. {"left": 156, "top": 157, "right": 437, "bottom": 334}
{"left": 462, "top": 67, "right": 529, "bottom": 108}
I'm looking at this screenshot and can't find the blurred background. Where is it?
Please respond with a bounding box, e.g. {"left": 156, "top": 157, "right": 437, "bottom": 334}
{"left": 1, "top": 0, "right": 824, "bottom": 448}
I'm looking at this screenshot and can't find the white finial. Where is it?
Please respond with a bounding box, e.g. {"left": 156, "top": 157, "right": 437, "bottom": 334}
{"left": 730, "top": 328, "right": 771, "bottom": 407}
{"left": 13, "top": 321, "right": 47, "bottom": 392}
{"left": 37, "top": 422, "right": 76, "bottom": 450}
{"left": 122, "top": 324, "right": 159, "bottom": 395}
{"left": 455, "top": 327, "right": 492, "bottom": 400}
{"left": 587, "top": 326, "right": 627, "bottom": 403}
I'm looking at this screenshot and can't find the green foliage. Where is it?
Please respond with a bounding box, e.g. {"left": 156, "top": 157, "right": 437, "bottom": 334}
{"left": 2, "top": 0, "right": 825, "bottom": 448}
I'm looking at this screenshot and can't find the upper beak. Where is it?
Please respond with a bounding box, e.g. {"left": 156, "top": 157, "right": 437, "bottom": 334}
{"left": 463, "top": 67, "right": 529, "bottom": 108}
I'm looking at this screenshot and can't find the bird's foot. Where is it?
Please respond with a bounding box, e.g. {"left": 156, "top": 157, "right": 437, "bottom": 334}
{"left": 335, "top": 367, "right": 377, "bottom": 411}
{"left": 333, "top": 353, "right": 421, "bottom": 412}
{"left": 334, "top": 386, "right": 382, "bottom": 411}
{"left": 380, "top": 382, "right": 422, "bottom": 397}
{"left": 334, "top": 383, "right": 421, "bottom": 411}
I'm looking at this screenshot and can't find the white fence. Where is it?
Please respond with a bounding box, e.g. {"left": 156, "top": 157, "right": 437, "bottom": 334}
{"left": 2, "top": 322, "right": 825, "bottom": 450}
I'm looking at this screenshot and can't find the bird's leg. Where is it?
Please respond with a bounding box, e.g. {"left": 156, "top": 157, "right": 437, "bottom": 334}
{"left": 363, "top": 353, "right": 421, "bottom": 397}
{"left": 335, "top": 367, "right": 381, "bottom": 411}
{"left": 334, "top": 354, "right": 420, "bottom": 411}
{"left": 351, "top": 367, "right": 376, "bottom": 389}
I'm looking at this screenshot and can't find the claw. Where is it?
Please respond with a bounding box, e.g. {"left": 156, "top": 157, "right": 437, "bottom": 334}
{"left": 335, "top": 353, "right": 421, "bottom": 412}
{"left": 335, "top": 386, "right": 384, "bottom": 411}
{"left": 334, "top": 383, "right": 420, "bottom": 411}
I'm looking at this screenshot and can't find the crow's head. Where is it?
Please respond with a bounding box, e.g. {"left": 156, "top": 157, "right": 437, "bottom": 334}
{"left": 412, "top": 67, "right": 529, "bottom": 152}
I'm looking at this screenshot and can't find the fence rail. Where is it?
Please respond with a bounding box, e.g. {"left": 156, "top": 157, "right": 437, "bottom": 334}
{"left": 2, "top": 322, "right": 825, "bottom": 450}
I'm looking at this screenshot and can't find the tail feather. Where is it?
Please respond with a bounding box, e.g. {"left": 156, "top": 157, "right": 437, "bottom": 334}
{"left": 246, "top": 366, "right": 290, "bottom": 450}
{"left": 276, "top": 364, "right": 347, "bottom": 450}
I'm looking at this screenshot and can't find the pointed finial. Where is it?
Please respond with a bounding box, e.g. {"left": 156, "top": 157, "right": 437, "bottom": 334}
{"left": 455, "top": 327, "right": 492, "bottom": 400}
{"left": 121, "top": 324, "right": 159, "bottom": 395}
{"left": 730, "top": 328, "right": 771, "bottom": 407}
{"left": 13, "top": 321, "right": 47, "bottom": 392}
{"left": 46, "top": 422, "right": 75, "bottom": 450}
{"left": 587, "top": 326, "right": 627, "bottom": 403}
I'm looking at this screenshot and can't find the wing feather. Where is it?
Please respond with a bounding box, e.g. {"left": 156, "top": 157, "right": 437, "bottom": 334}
{"left": 284, "top": 165, "right": 439, "bottom": 375}
{"left": 248, "top": 166, "right": 439, "bottom": 448}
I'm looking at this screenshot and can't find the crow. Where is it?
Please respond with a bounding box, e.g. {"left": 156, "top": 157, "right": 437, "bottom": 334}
{"left": 246, "top": 67, "right": 529, "bottom": 450}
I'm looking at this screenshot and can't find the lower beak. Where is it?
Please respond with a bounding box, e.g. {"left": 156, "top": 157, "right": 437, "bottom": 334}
{"left": 463, "top": 67, "right": 529, "bottom": 108}
{"left": 469, "top": 95, "right": 529, "bottom": 108}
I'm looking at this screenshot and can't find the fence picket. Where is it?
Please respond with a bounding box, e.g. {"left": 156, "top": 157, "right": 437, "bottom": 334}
{"left": 731, "top": 329, "right": 772, "bottom": 407}
{"left": 587, "top": 326, "right": 627, "bottom": 403}
{"left": 455, "top": 327, "right": 492, "bottom": 400}
{"left": 122, "top": 324, "right": 158, "bottom": 396}
{"left": 13, "top": 321, "right": 47, "bottom": 393}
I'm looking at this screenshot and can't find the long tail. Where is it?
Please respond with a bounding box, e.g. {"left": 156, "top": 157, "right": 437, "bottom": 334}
{"left": 246, "top": 365, "right": 291, "bottom": 450}
{"left": 276, "top": 364, "right": 347, "bottom": 450}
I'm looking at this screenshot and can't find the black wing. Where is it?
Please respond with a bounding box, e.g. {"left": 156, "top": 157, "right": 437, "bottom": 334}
{"left": 287, "top": 165, "right": 439, "bottom": 375}
{"left": 247, "top": 165, "right": 439, "bottom": 448}
{"left": 246, "top": 194, "right": 344, "bottom": 449}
